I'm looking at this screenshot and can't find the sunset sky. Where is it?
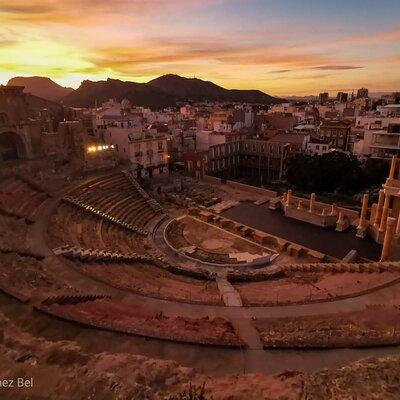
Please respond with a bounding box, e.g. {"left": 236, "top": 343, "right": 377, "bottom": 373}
{"left": 1, "top": 0, "right": 400, "bottom": 96}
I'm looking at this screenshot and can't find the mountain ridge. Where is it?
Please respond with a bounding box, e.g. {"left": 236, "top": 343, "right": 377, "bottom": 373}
{"left": 149, "top": 74, "right": 281, "bottom": 104}
{"left": 7, "top": 76, "right": 74, "bottom": 101}
{"left": 7, "top": 74, "right": 283, "bottom": 108}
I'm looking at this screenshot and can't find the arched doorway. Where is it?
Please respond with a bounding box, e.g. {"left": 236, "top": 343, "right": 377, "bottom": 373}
{"left": 0, "top": 131, "right": 26, "bottom": 161}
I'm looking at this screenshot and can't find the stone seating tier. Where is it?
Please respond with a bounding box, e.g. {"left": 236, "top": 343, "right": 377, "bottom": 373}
{"left": 63, "top": 196, "right": 149, "bottom": 236}
{"left": 67, "top": 172, "right": 158, "bottom": 230}
{"left": 53, "top": 245, "right": 160, "bottom": 264}
{"left": 0, "top": 178, "right": 49, "bottom": 219}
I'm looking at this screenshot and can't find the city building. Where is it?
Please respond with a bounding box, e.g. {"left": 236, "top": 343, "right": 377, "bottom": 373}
{"left": 319, "top": 92, "right": 329, "bottom": 105}
{"left": 128, "top": 133, "right": 169, "bottom": 178}
{"left": 306, "top": 138, "right": 331, "bottom": 156}
{"left": 337, "top": 92, "right": 348, "bottom": 103}
{"left": 357, "top": 88, "right": 369, "bottom": 98}
{"left": 317, "top": 119, "right": 351, "bottom": 150}
{"left": 207, "top": 138, "right": 301, "bottom": 183}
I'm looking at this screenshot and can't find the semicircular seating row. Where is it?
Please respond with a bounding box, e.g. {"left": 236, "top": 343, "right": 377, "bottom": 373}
{"left": 0, "top": 177, "right": 50, "bottom": 220}
{"left": 63, "top": 172, "right": 162, "bottom": 235}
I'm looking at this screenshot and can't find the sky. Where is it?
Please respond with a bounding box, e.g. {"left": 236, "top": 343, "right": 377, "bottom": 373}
{"left": 0, "top": 0, "right": 400, "bottom": 96}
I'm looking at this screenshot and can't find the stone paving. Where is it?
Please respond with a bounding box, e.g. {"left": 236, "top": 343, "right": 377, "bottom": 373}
{"left": 222, "top": 201, "right": 381, "bottom": 261}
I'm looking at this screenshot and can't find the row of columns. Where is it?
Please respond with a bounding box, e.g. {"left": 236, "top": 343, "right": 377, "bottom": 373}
{"left": 285, "top": 190, "right": 340, "bottom": 217}
{"left": 378, "top": 155, "right": 398, "bottom": 261}
{"left": 372, "top": 190, "right": 400, "bottom": 235}
{"left": 284, "top": 191, "right": 317, "bottom": 214}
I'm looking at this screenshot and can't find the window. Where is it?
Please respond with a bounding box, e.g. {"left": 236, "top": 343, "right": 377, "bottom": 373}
{"left": 158, "top": 141, "right": 163, "bottom": 150}
{"left": 316, "top": 145, "right": 320, "bottom": 150}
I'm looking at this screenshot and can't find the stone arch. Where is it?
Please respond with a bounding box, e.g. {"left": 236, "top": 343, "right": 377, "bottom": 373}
{"left": 0, "top": 131, "right": 26, "bottom": 161}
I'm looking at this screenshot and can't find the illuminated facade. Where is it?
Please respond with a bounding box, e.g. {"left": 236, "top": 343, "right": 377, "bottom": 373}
{"left": 128, "top": 135, "right": 169, "bottom": 178}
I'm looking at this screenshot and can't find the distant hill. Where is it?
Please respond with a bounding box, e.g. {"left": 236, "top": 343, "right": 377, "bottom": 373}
{"left": 7, "top": 74, "right": 282, "bottom": 109}
{"left": 149, "top": 74, "right": 281, "bottom": 104}
{"left": 7, "top": 76, "right": 74, "bottom": 101}
{"left": 61, "top": 78, "right": 176, "bottom": 109}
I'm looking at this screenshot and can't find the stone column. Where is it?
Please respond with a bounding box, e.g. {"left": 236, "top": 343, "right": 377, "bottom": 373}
{"left": 309, "top": 193, "right": 316, "bottom": 213}
{"left": 379, "top": 193, "right": 391, "bottom": 232}
{"left": 381, "top": 217, "right": 396, "bottom": 261}
{"left": 398, "top": 161, "right": 400, "bottom": 181}
{"left": 297, "top": 200, "right": 302, "bottom": 210}
{"left": 389, "top": 155, "right": 397, "bottom": 180}
{"left": 396, "top": 215, "right": 400, "bottom": 235}
{"left": 357, "top": 193, "right": 369, "bottom": 229}
{"left": 286, "top": 189, "right": 292, "bottom": 206}
{"left": 337, "top": 211, "right": 344, "bottom": 224}
{"left": 374, "top": 190, "right": 385, "bottom": 227}
{"left": 330, "top": 203, "right": 337, "bottom": 215}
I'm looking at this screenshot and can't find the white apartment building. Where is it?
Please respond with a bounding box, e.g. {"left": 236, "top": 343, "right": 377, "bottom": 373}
{"left": 376, "top": 104, "right": 400, "bottom": 117}
{"left": 128, "top": 134, "right": 169, "bottom": 178}
{"left": 306, "top": 139, "right": 330, "bottom": 156}
{"left": 196, "top": 130, "right": 227, "bottom": 152}
{"left": 104, "top": 122, "right": 143, "bottom": 159}
{"left": 353, "top": 123, "right": 400, "bottom": 159}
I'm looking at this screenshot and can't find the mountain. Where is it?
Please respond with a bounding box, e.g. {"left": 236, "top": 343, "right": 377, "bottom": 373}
{"left": 10, "top": 74, "right": 281, "bottom": 108}
{"left": 61, "top": 78, "right": 176, "bottom": 109}
{"left": 7, "top": 76, "right": 74, "bottom": 101}
{"left": 148, "top": 74, "right": 282, "bottom": 104}
{"left": 62, "top": 74, "right": 282, "bottom": 108}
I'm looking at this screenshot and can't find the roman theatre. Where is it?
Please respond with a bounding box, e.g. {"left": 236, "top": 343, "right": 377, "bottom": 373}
{"left": 2, "top": 162, "right": 400, "bottom": 393}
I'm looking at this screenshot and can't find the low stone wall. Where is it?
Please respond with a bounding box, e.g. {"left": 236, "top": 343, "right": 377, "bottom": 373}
{"left": 282, "top": 260, "right": 400, "bottom": 274}
{"left": 35, "top": 300, "right": 242, "bottom": 347}
{"left": 16, "top": 174, "right": 53, "bottom": 198}
{"left": 284, "top": 205, "right": 338, "bottom": 228}
{"left": 42, "top": 294, "right": 111, "bottom": 306}
{"left": 227, "top": 266, "right": 285, "bottom": 282}
{"left": 0, "top": 246, "right": 45, "bottom": 260}
{"left": 188, "top": 207, "right": 333, "bottom": 263}
{"left": 0, "top": 158, "right": 56, "bottom": 180}
{"left": 163, "top": 217, "right": 273, "bottom": 268}
{"left": 0, "top": 281, "right": 30, "bottom": 303}
{"left": 290, "top": 194, "right": 359, "bottom": 222}
{"left": 202, "top": 175, "right": 221, "bottom": 185}
{"left": 203, "top": 175, "right": 277, "bottom": 198}
{"left": 255, "top": 306, "right": 400, "bottom": 349}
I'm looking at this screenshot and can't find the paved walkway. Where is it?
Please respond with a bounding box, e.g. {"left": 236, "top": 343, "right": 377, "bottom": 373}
{"left": 222, "top": 202, "right": 381, "bottom": 260}
{"left": 216, "top": 276, "right": 243, "bottom": 307}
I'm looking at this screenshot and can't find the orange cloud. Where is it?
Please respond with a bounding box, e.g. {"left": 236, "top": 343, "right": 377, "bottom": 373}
{"left": 385, "top": 54, "right": 400, "bottom": 62}
{"left": 0, "top": 0, "right": 212, "bottom": 25}
{"left": 312, "top": 65, "right": 364, "bottom": 70}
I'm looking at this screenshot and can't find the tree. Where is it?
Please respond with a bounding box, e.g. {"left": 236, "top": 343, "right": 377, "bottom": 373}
{"left": 362, "top": 158, "right": 390, "bottom": 187}
{"left": 286, "top": 151, "right": 367, "bottom": 195}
